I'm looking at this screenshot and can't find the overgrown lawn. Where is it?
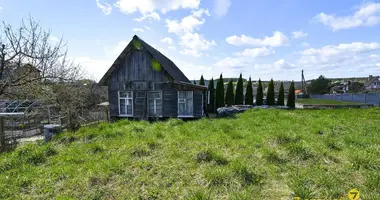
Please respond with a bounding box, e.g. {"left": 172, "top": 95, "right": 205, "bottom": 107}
{"left": 1, "top": 108, "right": 379, "bottom": 199}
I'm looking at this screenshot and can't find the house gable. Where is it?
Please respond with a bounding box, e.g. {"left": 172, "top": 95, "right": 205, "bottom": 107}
{"left": 99, "top": 35, "right": 190, "bottom": 86}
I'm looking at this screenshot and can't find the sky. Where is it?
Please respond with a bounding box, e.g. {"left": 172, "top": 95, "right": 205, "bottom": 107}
{"left": 1, "top": 0, "right": 380, "bottom": 81}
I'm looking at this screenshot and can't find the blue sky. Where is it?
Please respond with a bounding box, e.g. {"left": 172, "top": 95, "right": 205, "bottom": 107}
{"left": 1, "top": 0, "right": 380, "bottom": 81}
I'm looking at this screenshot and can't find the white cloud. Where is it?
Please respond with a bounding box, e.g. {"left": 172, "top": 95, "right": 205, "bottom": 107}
{"left": 192, "top": 8, "right": 210, "bottom": 18}
{"left": 114, "top": 0, "right": 200, "bottom": 15}
{"left": 179, "top": 33, "right": 216, "bottom": 57}
{"left": 214, "top": 0, "right": 231, "bottom": 17}
{"left": 273, "top": 59, "right": 295, "bottom": 70}
{"left": 238, "top": 47, "right": 275, "bottom": 58}
{"left": 314, "top": 2, "right": 380, "bottom": 31}
{"left": 132, "top": 28, "right": 145, "bottom": 33}
{"left": 144, "top": 26, "right": 151, "bottom": 30}
{"left": 106, "top": 40, "right": 129, "bottom": 56}
{"left": 226, "top": 31, "right": 289, "bottom": 47}
{"left": 292, "top": 31, "right": 308, "bottom": 39}
{"left": 161, "top": 37, "right": 176, "bottom": 50}
{"left": 161, "top": 37, "right": 173, "bottom": 45}
{"left": 133, "top": 12, "right": 161, "bottom": 22}
{"left": 165, "top": 9, "right": 210, "bottom": 35}
{"left": 214, "top": 56, "right": 253, "bottom": 68}
{"left": 0, "top": 6, "right": 3, "bottom": 12}
{"left": 302, "top": 42, "right": 310, "bottom": 47}
{"left": 49, "top": 36, "right": 60, "bottom": 43}
{"left": 75, "top": 56, "right": 113, "bottom": 81}
{"left": 166, "top": 16, "right": 205, "bottom": 35}
{"left": 298, "top": 42, "right": 380, "bottom": 75}
{"left": 96, "top": 0, "right": 112, "bottom": 15}
{"left": 301, "top": 42, "right": 380, "bottom": 57}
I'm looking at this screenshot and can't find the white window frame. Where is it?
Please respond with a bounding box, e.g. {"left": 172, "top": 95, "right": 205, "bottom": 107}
{"left": 178, "top": 91, "right": 194, "bottom": 117}
{"left": 118, "top": 91, "right": 133, "bottom": 117}
{"left": 148, "top": 91, "right": 163, "bottom": 117}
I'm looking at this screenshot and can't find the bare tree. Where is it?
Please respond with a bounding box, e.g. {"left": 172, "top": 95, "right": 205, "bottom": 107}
{"left": 0, "top": 16, "right": 82, "bottom": 98}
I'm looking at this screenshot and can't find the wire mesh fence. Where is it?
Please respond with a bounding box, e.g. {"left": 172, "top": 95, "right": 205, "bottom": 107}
{"left": 311, "top": 93, "right": 380, "bottom": 106}
{"left": 0, "top": 100, "right": 108, "bottom": 151}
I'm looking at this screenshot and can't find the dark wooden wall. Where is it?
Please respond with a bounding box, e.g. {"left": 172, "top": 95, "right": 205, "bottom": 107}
{"left": 107, "top": 49, "right": 204, "bottom": 119}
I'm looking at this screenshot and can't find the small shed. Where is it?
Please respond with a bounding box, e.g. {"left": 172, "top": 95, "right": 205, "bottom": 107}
{"left": 98, "top": 35, "right": 207, "bottom": 121}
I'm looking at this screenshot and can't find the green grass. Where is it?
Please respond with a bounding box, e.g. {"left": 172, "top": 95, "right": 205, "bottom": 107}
{"left": 1, "top": 108, "right": 380, "bottom": 199}
{"left": 296, "top": 98, "right": 362, "bottom": 105}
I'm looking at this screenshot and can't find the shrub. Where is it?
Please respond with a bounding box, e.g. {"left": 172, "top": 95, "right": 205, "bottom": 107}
{"left": 277, "top": 82, "right": 285, "bottom": 106}
{"left": 256, "top": 79, "right": 264, "bottom": 105}
{"left": 207, "top": 77, "right": 215, "bottom": 113}
{"left": 215, "top": 74, "right": 225, "bottom": 109}
{"left": 234, "top": 73, "right": 244, "bottom": 105}
{"left": 245, "top": 77, "right": 253, "bottom": 105}
{"left": 287, "top": 81, "right": 296, "bottom": 108}
{"left": 266, "top": 79, "right": 275, "bottom": 105}
{"left": 225, "top": 79, "right": 234, "bottom": 106}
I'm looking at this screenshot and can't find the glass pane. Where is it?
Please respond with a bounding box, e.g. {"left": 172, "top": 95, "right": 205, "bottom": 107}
{"left": 179, "top": 91, "right": 186, "bottom": 99}
{"left": 186, "top": 99, "right": 193, "bottom": 115}
{"left": 119, "top": 99, "right": 126, "bottom": 114}
{"left": 119, "top": 92, "right": 127, "bottom": 98}
{"left": 186, "top": 91, "right": 193, "bottom": 99}
{"left": 127, "top": 105, "right": 132, "bottom": 115}
{"left": 127, "top": 92, "right": 132, "bottom": 99}
{"left": 178, "top": 103, "right": 185, "bottom": 116}
{"left": 127, "top": 99, "right": 132, "bottom": 106}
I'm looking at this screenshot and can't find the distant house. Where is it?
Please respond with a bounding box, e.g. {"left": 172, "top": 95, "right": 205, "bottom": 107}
{"left": 364, "top": 75, "right": 380, "bottom": 91}
{"left": 98, "top": 35, "right": 207, "bottom": 121}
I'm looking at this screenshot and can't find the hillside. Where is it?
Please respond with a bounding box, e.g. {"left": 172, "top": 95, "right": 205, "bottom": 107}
{"left": 1, "top": 108, "right": 380, "bottom": 199}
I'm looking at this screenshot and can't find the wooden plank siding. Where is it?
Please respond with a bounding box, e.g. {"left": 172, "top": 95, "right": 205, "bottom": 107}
{"left": 106, "top": 48, "right": 205, "bottom": 120}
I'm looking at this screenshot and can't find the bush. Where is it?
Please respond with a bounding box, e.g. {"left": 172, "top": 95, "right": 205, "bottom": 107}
{"left": 266, "top": 79, "right": 275, "bottom": 105}
{"left": 256, "top": 79, "right": 264, "bottom": 105}
{"left": 215, "top": 74, "right": 225, "bottom": 109}
{"left": 277, "top": 82, "right": 285, "bottom": 106}
{"left": 245, "top": 77, "right": 253, "bottom": 105}
{"left": 234, "top": 73, "right": 244, "bottom": 105}
{"left": 225, "top": 79, "right": 234, "bottom": 106}
{"left": 287, "top": 81, "right": 296, "bottom": 108}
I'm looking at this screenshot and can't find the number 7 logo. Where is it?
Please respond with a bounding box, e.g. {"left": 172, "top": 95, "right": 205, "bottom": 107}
{"left": 348, "top": 189, "right": 360, "bottom": 200}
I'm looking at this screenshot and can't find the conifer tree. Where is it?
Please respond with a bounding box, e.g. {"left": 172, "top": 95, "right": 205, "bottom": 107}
{"left": 193, "top": 80, "right": 197, "bottom": 84}
{"left": 256, "top": 79, "right": 264, "bottom": 105}
{"left": 245, "top": 77, "right": 253, "bottom": 105}
{"left": 207, "top": 78, "right": 215, "bottom": 113}
{"left": 215, "top": 74, "right": 225, "bottom": 109}
{"left": 199, "top": 75, "right": 205, "bottom": 86}
{"left": 277, "top": 82, "right": 285, "bottom": 106}
{"left": 287, "top": 81, "right": 296, "bottom": 108}
{"left": 234, "top": 73, "right": 244, "bottom": 105}
{"left": 225, "top": 79, "right": 234, "bottom": 106}
{"left": 266, "top": 79, "right": 275, "bottom": 105}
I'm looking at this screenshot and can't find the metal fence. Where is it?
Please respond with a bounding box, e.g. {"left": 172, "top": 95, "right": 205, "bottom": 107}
{"left": 1, "top": 102, "right": 108, "bottom": 151}
{"left": 311, "top": 93, "right": 380, "bottom": 106}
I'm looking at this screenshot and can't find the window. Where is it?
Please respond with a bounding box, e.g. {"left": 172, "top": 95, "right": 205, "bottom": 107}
{"left": 119, "top": 91, "right": 133, "bottom": 116}
{"left": 148, "top": 91, "right": 162, "bottom": 117}
{"left": 178, "top": 91, "right": 193, "bottom": 117}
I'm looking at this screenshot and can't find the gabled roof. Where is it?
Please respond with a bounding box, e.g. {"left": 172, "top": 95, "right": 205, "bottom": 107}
{"left": 98, "top": 35, "right": 190, "bottom": 86}
{"left": 365, "top": 76, "right": 380, "bottom": 87}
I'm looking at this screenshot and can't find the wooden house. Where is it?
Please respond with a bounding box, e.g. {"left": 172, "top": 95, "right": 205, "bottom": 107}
{"left": 98, "top": 35, "right": 207, "bottom": 121}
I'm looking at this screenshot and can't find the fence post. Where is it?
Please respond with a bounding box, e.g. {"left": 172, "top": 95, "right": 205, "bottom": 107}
{"left": 352, "top": 94, "right": 354, "bottom": 101}
{"left": 0, "top": 117, "right": 5, "bottom": 148}
{"left": 364, "top": 93, "right": 367, "bottom": 104}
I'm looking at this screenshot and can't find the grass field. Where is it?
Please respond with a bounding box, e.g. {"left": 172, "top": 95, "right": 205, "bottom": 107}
{"left": 296, "top": 98, "right": 361, "bottom": 105}
{"left": 1, "top": 108, "right": 380, "bottom": 199}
